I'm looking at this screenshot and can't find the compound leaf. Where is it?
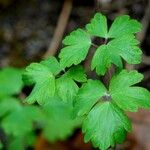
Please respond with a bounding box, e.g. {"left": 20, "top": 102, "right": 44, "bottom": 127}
{"left": 109, "top": 70, "right": 150, "bottom": 112}
{"left": 82, "top": 102, "right": 131, "bottom": 150}
{"left": 59, "top": 29, "right": 91, "bottom": 68}
{"left": 86, "top": 13, "right": 108, "bottom": 38}
{"left": 91, "top": 35, "right": 142, "bottom": 75}
{"left": 73, "top": 70, "right": 150, "bottom": 149}
{"left": 108, "top": 15, "right": 142, "bottom": 38}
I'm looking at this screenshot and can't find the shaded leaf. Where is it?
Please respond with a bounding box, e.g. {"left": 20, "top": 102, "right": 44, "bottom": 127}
{"left": 0, "top": 67, "right": 23, "bottom": 98}
{"left": 42, "top": 97, "right": 82, "bottom": 142}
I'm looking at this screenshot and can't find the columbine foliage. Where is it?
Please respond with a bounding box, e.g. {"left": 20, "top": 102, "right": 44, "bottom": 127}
{"left": 74, "top": 70, "right": 150, "bottom": 150}
{"left": 23, "top": 57, "right": 87, "bottom": 105}
{"left": 23, "top": 13, "right": 150, "bottom": 150}
{"left": 59, "top": 13, "right": 142, "bottom": 75}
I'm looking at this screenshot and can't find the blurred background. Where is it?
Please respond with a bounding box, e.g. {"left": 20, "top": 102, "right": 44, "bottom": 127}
{"left": 0, "top": 0, "right": 150, "bottom": 150}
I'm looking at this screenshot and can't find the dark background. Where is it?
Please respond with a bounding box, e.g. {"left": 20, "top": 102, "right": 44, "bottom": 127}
{"left": 0, "top": 0, "right": 150, "bottom": 149}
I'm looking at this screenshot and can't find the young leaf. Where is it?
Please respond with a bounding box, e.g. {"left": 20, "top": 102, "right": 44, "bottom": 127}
{"left": 24, "top": 63, "right": 55, "bottom": 105}
{"left": 42, "top": 97, "right": 82, "bottom": 142}
{"left": 82, "top": 102, "right": 131, "bottom": 150}
{"left": 59, "top": 29, "right": 91, "bottom": 68}
{"left": 73, "top": 79, "right": 107, "bottom": 117}
{"left": 109, "top": 70, "right": 150, "bottom": 112}
{"left": 0, "top": 67, "right": 23, "bottom": 98}
{"left": 108, "top": 15, "right": 142, "bottom": 38}
{"left": 86, "top": 13, "right": 108, "bottom": 38}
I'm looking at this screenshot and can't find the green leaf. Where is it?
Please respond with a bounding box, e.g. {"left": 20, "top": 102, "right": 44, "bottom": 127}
{"left": 91, "top": 35, "right": 142, "bottom": 75}
{"left": 73, "top": 79, "right": 107, "bottom": 117}
{"left": 56, "top": 77, "right": 78, "bottom": 102}
{"left": 40, "top": 56, "right": 62, "bottom": 75}
{"left": 108, "top": 15, "right": 142, "bottom": 38}
{"left": 82, "top": 102, "right": 131, "bottom": 150}
{"left": 73, "top": 70, "right": 150, "bottom": 149}
{"left": 0, "top": 97, "right": 21, "bottom": 118}
{"left": 8, "top": 137, "right": 24, "bottom": 150}
{"left": 2, "top": 110, "right": 32, "bottom": 137}
{"left": 86, "top": 13, "right": 108, "bottom": 38}
{"left": 59, "top": 29, "right": 91, "bottom": 68}
{"left": 0, "top": 67, "right": 23, "bottom": 98}
{"left": 108, "top": 34, "right": 142, "bottom": 64}
{"left": 91, "top": 45, "right": 111, "bottom": 75}
{"left": 42, "top": 97, "right": 82, "bottom": 142}
{"left": 24, "top": 63, "right": 55, "bottom": 105}
{"left": 1, "top": 105, "right": 43, "bottom": 137}
{"left": 64, "top": 65, "right": 87, "bottom": 82}
{"left": 109, "top": 70, "right": 150, "bottom": 112}
{"left": 23, "top": 56, "right": 61, "bottom": 85}
{"left": 56, "top": 66, "right": 87, "bottom": 102}
{"left": 8, "top": 132, "right": 36, "bottom": 150}
{"left": 0, "top": 141, "right": 3, "bottom": 150}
